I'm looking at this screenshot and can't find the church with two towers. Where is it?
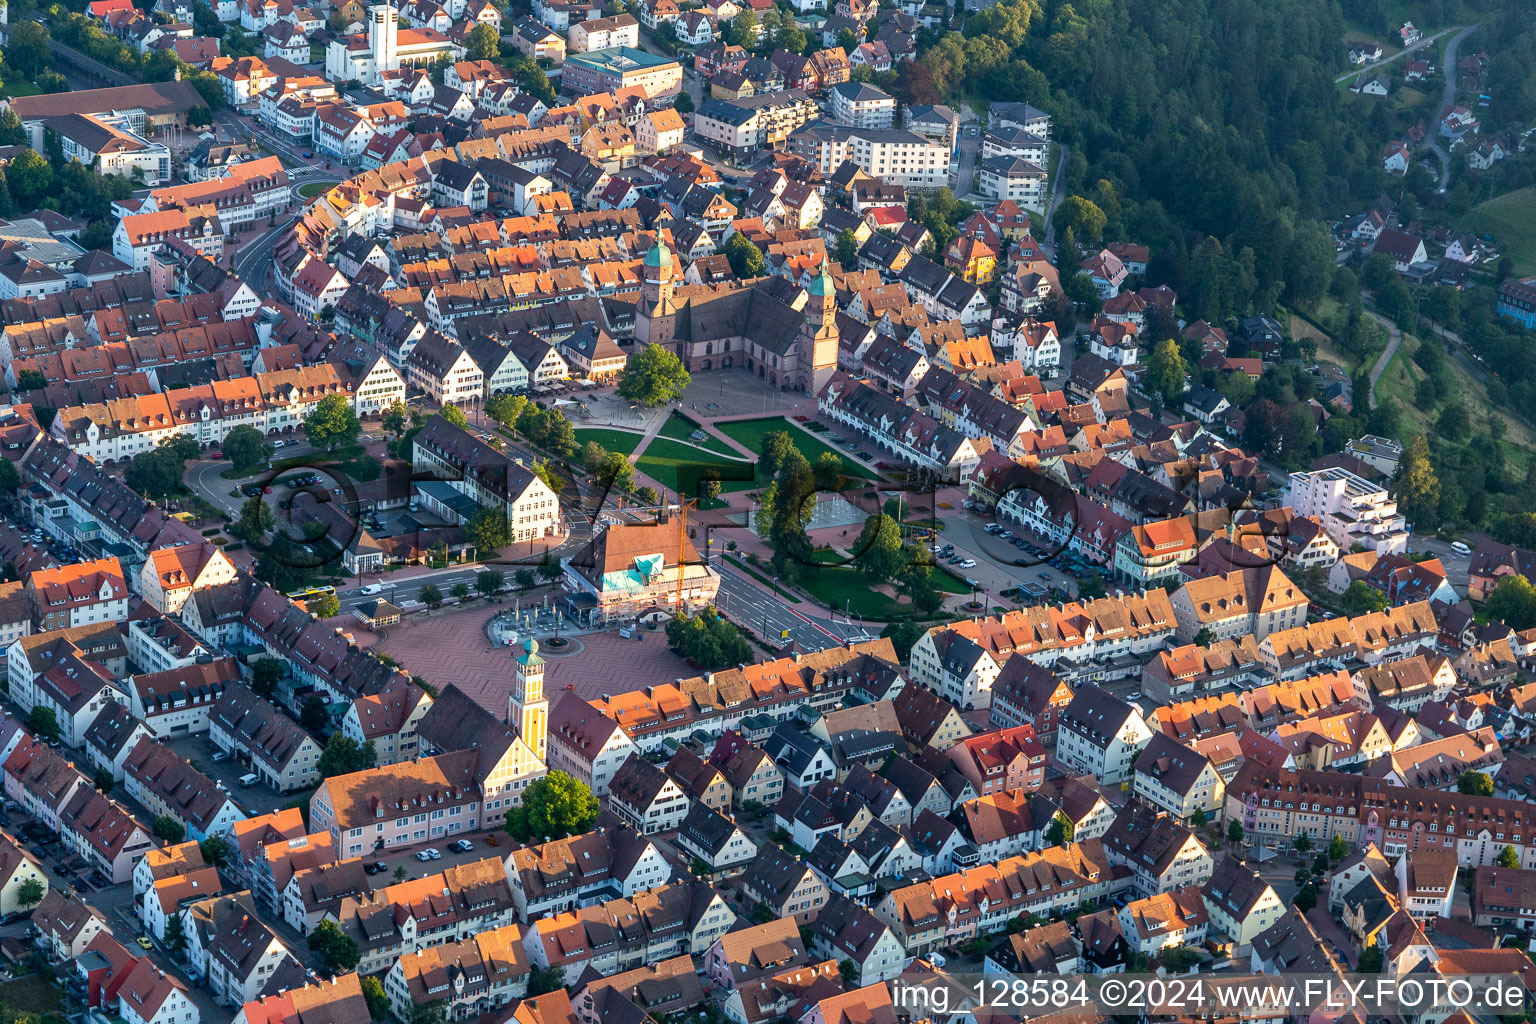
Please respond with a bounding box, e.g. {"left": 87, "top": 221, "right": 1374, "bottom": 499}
{"left": 634, "top": 238, "right": 840, "bottom": 395}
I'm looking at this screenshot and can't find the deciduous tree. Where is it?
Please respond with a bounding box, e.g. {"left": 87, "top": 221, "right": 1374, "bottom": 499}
{"left": 15, "top": 877, "right": 44, "bottom": 909}
{"left": 318, "top": 734, "right": 377, "bottom": 778}
{"left": 382, "top": 400, "right": 410, "bottom": 437}
{"left": 722, "top": 231, "right": 765, "bottom": 278}
{"left": 361, "top": 976, "right": 391, "bottom": 1022}
{"left": 308, "top": 919, "right": 361, "bottom": 974}
{"left": 26, "top": 706, "right": 59, "bottom": 744}
{"left": 1340, "top": 580, "right": 1388, "bottom": 616}
{"left": 1144, "top": 338, "right": 1187, "bottom": 406}
{"left": 504, "top": 770, "right": 600, "bottom": 842}
{"left": 223, "top": 425, "right": 271, "bottom": 473}
{"left": 1457, "top": 770, "right": 1494, "bottom": 796}
{"left": 470, "top": 507, "right": 511, "bottom": 554}
{"left": 477, "top": 569, "right": 504, "bottom": 598}
{"left": 852, "top": 513, "right": 904, "bottom": 581}
{"left": 304, "top": 394, "right": 361, "bottom": 450}
{"left": 198, "top": 835, "right": 231, "bottom": 866}
{"left": 1394, "top": 434, "right": 1440, "bottom": 528}
{"left": 300, "top": 696, "right": 330, "bottom": 731}
{"left": 486, "top": 392, "right": 527, "bottom": 428}
{"left": 1045, "top": 811, "right": 1073, "bottom": 846}
{"left": 1485, "top": 574, "right": 1536, "bottom": 631}
{"left": 251, "top": 657, "right": 285, "bottom": 699}
{"left": 465, "top": 22, "right": 498, "bottom": 60}
{"left": 617, "top": 343, "right": 691, "bottom": 406}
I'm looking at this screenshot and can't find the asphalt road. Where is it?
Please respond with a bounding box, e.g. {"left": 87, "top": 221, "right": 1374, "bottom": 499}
{"left": 1424, "top": 25, "right": 1479, "bottom": 189}
{"left": 1331, "top": 24, "right": 1468, "bottom": 84}
{"left": 187, "top": 436, "right": 384, "bottom": 517}
{"left": 951, "top": 125, "right": 981, "bottom": 199}
{"left": 233, "top": 214, "right": 301, "bottom": 294}
{"left": 711, "top": 557, "right": 862, "bottom": 648}
{"left": 338, "top": 565, "right": 513, "bottom": 612}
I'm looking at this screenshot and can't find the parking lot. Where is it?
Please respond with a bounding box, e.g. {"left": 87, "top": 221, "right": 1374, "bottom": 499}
{"left": 166, "top": 733, "right": 301, "bottom": 819}
{"left": 6, "top": 804, "right": 116, "bottom": 896}
{"left": 356, "top": 831, "right": 511, "bottom": 891}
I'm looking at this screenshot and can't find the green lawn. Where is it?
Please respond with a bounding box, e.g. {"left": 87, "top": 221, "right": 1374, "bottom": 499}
{"left": 636, "top": 436, "right": 755, "bottom": 494}
{"left": 573, "top": 427, "right": 646, "bottom": 455}
{"left": 797, "top": 564, "right": 912, "bottom": 619}
{"left": 0, "top": 80, "right": 41, "bottom": 99}
{"left": 299, "top": 180, "right": 341, "bottom": 198}
{"left": 932, "top": 568, "right": 974, "bottom": 594}
{"left": 714, "top": 416, "right": 870, "bottom": 478}
{"left": 1460, "top": 186, "right": 1536, "bottom": 275}
{"left": 657, "top": 412, "right": 743, "bottom": 457}
{"left": 1374, "top": 328, "right": 1536, "bottom": 475}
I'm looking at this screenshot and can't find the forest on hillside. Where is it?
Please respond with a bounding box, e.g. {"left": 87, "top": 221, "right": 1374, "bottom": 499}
{"left": 891, "top": 0, "right": 1532, "bottom": 319}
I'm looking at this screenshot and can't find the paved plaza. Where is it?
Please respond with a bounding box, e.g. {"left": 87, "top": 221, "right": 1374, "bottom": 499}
{"left": 372, "top": 602, "right": 698, "bottom": 711}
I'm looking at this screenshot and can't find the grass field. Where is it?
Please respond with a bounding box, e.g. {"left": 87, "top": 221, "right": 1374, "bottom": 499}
{"left": 0, "top": 80, "right": 41, "bottom": 99}
{"left": 299, "top": 180, "right": 341, "bottom": 198}
{"left": 1373, "top": 332, "right": 1534, "bottom": 474}
{"left": 573, "top": 427, "right": 645, "bottom": 455}
{"left": 932, "top": 568, "right": 974, "bottom": 594}
{"left": 797, "top": 564, "right": 911, "bottom": 618}
{"left": 657, "top": 412, "right": 743, "bottom": 457}
{"left": 636, "top": 436, "right": 754, "bottom": 493}
{"left": 1460, "top": 186, "right": 1536, "bottom": 275}
{"left": 715, "top": 416, "right": 870, "bottom": 478}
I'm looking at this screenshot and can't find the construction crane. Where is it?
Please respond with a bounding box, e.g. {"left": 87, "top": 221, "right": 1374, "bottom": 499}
{"left": 675, "top": 496, "right": 693, "bottom": 609}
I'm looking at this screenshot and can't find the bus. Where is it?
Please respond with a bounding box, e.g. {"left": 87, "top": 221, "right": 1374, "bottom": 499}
{"left": 286, "top": 585, "right": 337, "bottom": 601}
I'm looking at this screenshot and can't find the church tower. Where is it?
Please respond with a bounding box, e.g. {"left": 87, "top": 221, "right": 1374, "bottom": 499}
{"left": 510, "top": 638, "right": 548, "bottom": 763}
{"left": 368, "top": 5, "right": 398, "bottom": 77}
{"left": 796, "top": 262, "right": 839, "bottom": 395}
{"left": 634, "top": 238, "right": 678, "bottom": 350}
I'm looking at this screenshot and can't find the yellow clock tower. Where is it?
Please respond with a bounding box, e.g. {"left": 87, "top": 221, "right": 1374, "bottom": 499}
{"left": 510, "top": 638, "right": 548, "bottom": 763}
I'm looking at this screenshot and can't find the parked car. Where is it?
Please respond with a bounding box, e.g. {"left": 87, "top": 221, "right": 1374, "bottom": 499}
{"left": 363, "top": 861, "right": 387, "bottom": 875}
{"left": 960, "top": 559, "right": 976, "bottom": 568}
{"left": 450, "top": 839, "right": 474, "bottom": 852}
{"left": 415, "top": 848, "right": 441, "bottom": 861}
{"left": 136, "top": 937, "right": 153, "bottom": 950}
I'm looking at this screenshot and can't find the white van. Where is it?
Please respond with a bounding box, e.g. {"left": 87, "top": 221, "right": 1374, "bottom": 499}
{"left": 1450, "top": 541, "right": 1471, "bottom": 555}
{"left": 238, "top": 773, "right": 260, "bottom": 787}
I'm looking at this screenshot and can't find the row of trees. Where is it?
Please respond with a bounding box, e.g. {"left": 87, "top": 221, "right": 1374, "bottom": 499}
{"left": 665, "top": 606, "right": 755, "bottom": 670}
{"left": 753, "top": 429, "right": 946, "bottom": 615}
